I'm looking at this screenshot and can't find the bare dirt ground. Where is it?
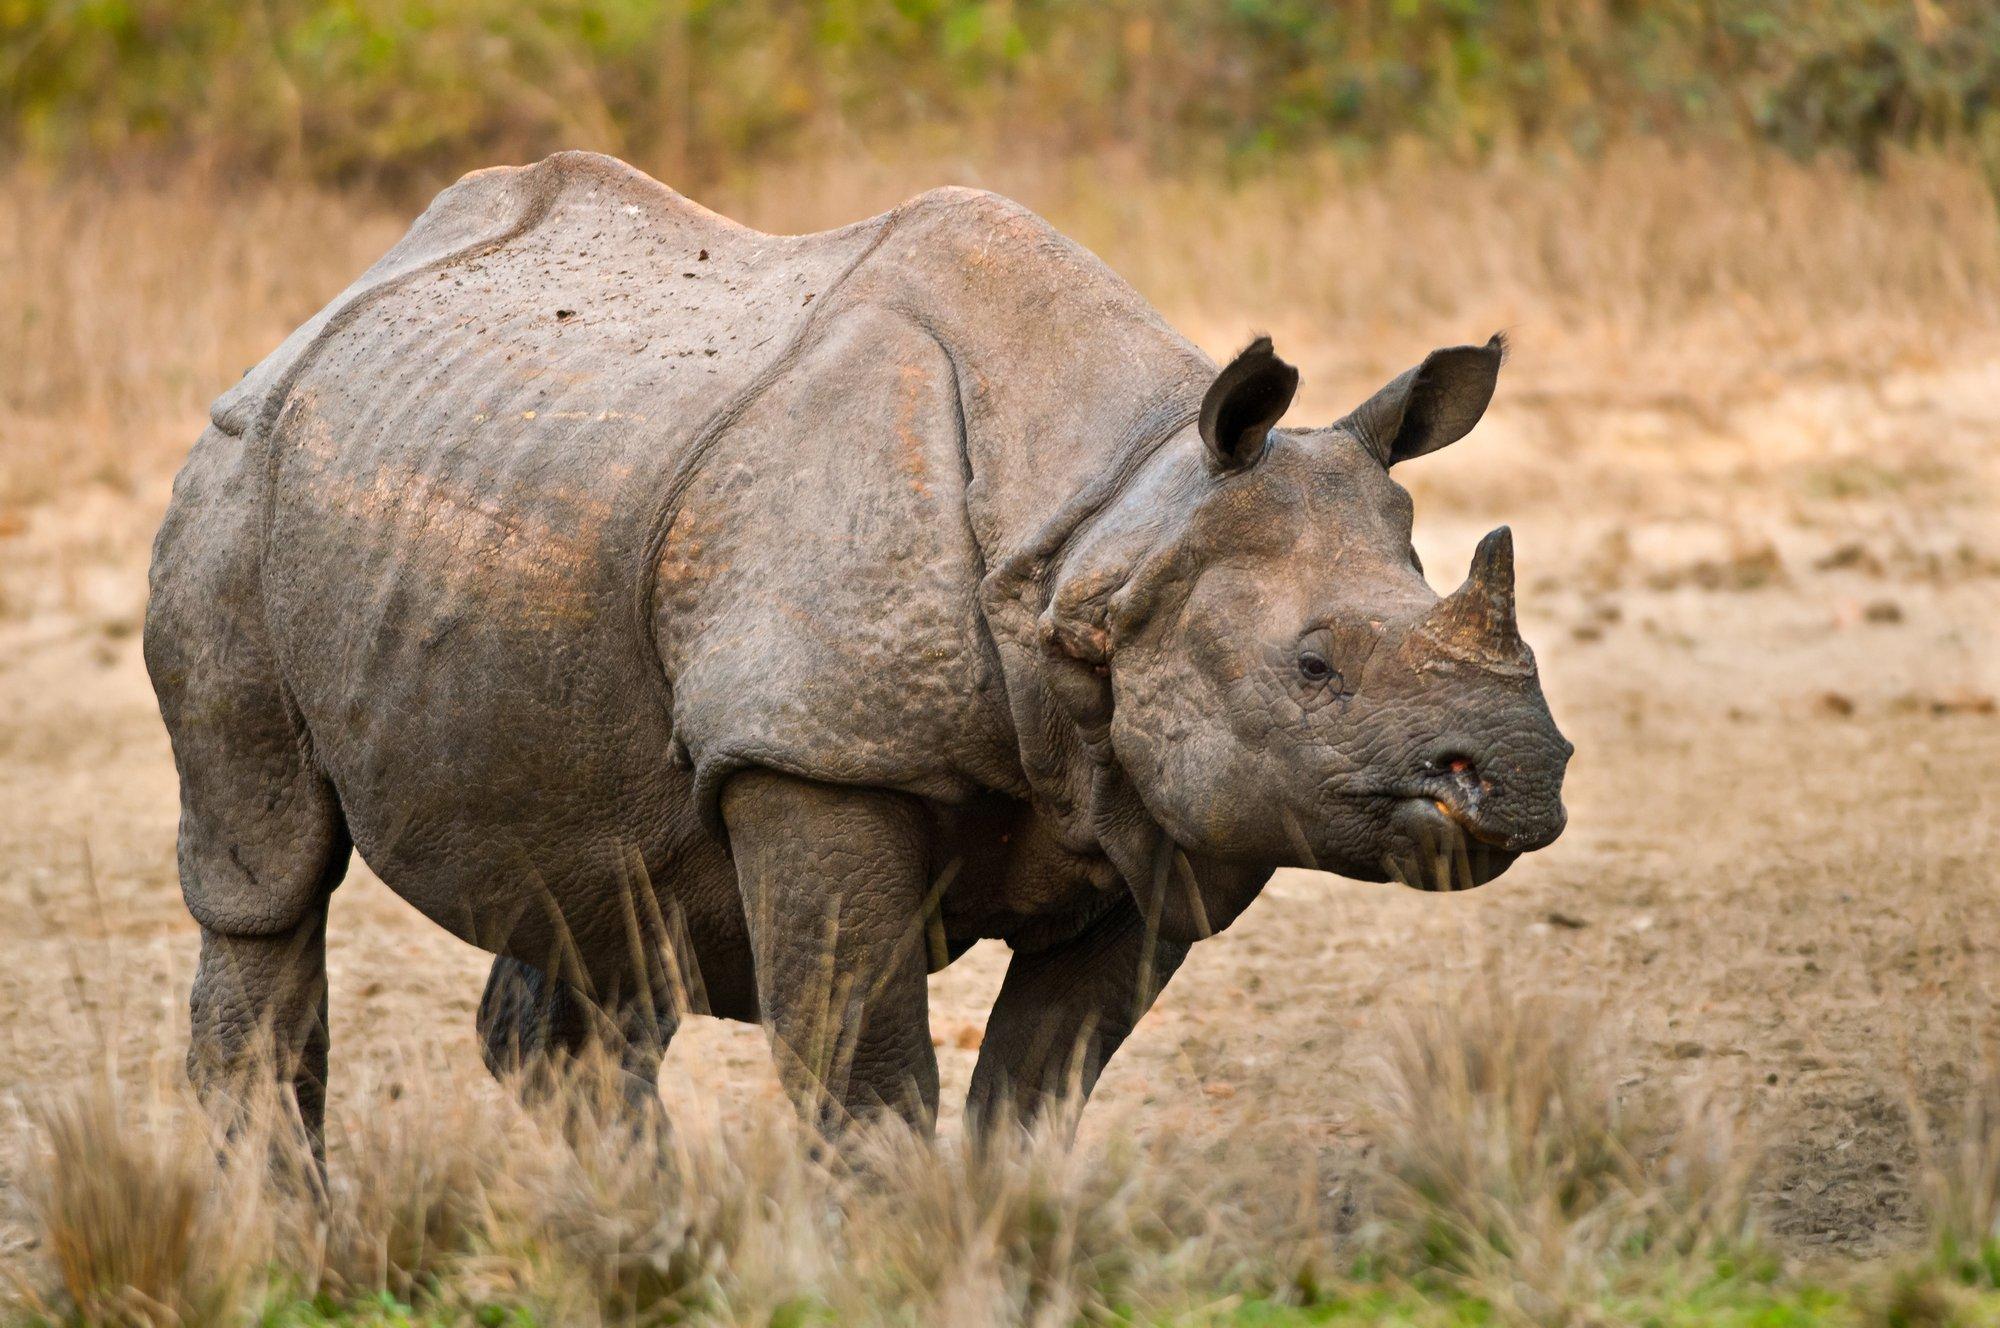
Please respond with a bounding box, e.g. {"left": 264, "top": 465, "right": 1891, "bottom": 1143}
{"left": 1, "top": 176, "right": 1996, "bottom": 1261}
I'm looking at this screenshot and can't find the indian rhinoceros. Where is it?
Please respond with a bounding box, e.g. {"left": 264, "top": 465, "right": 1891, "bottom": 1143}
{"left": 145, "top": 151, "right": 1570, "bottom": 1144}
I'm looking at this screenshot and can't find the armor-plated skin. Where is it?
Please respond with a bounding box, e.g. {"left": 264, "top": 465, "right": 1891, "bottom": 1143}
{"left": 146, "top": 152, "right": 1570, "bottom": 1140}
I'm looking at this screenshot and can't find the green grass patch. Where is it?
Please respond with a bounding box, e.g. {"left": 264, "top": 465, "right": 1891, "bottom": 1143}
{"left": 209, "top": 1266, "right": 2000, "bottom": 1328}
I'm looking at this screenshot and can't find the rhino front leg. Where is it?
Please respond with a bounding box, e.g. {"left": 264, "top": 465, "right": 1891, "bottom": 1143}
{"left": 967, "top": 899, "right": 1189, "bottom": 1136}
{"left": 722, "top": 771, "right": 939, "bottom": 1136}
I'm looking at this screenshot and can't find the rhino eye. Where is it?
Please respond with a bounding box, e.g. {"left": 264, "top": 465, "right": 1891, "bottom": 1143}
{"left": 1299, "top": 652, "right": 1337, "bottom": 684}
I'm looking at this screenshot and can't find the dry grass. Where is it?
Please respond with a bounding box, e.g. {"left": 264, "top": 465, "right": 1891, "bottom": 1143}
{"left": 5, "top": 1051, "right": 1257, "bottom": 1326}
{"left": 1361, "top": 975, "right": 1755, "bottom": 1322}
{"left": 17, "top": 1069, "right": 271, "bottom": 1327}
{"left": 313, "top": 1088, "right": 502, "bottom": 1302}
{"left": 0, "top": 974, "right": 1784, "bottom": 1327}
{"left": 2, "top": 140, "right": 1994, "bottom": 518}
{"left": 32, "top": 977, "right": 2000, "bottom": 1324}
{"left": 727, "top": 142, "right": 2000, "bottom": 398}
{"left": 0, "top": 171, "right": 396, "bottom": 512}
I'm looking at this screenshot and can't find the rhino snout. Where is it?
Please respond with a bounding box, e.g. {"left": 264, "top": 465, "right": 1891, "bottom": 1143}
{"left": 1362, "top": 723, "right": 1566, "bottom": 890}
{"left": 1409, "top": 735, "right": 1569, "bottom": 855}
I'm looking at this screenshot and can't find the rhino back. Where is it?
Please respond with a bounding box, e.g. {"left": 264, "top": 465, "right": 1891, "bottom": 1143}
{"left": 251, "top": 153, "right": 887, "bottom": 940}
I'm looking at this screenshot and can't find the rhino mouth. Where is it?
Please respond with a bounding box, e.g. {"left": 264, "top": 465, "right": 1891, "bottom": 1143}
{"left": 1383, "top": 797, "right": 1518, "bottom": 893}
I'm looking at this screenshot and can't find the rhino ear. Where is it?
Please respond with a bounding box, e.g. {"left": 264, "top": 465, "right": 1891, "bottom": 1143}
{"left": 1199, "top": 336, "right": 1299, "bottom": 473}
{"left": 1341, "top": 333, "right": 1506, "bottom": 467}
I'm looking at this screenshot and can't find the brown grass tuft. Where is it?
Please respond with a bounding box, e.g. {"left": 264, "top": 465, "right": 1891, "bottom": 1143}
{"left": 20, "top": 1070, "right": 268, "bottom": 1327}
{"left": 310, "top": 1076, "right": 509, "bottom": 1302}
{"left": 836, "top": 1107, "right": 1223, "bottom": 1326}
{"left": 1363, "top": 972, "right": 1753, "bottom": 1317}
{"left": 483, "top": 1080, "right": 828, "bottom": 1324}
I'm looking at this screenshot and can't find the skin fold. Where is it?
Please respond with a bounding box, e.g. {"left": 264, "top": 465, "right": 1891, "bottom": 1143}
{"left": 144, "top": 151, "right": 1570, "bottom": 1147}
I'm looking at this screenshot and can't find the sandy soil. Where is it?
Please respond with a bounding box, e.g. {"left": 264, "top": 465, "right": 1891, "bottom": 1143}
{"left": 1, "top": 337, "right": 1995, "bottom": 1258}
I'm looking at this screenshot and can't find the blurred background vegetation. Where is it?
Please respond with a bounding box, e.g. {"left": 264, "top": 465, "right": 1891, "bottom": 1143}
{"left": 4, "top": 0, "right": 2000, "bottom": 192}
{"left": 6, "top": 0, "right": 2000, "bottom": 503}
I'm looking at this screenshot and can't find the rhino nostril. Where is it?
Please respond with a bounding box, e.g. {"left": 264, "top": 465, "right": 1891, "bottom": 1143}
{"left": 1425, "top": 749, "right": 1480, "bottom": 784}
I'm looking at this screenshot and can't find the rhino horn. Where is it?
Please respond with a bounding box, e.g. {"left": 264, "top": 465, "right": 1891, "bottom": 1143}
{"left": 1420, "top": 526, "right": 1530, "bottom": 669}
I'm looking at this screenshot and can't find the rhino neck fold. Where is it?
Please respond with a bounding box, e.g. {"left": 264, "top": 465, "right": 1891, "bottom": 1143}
{"left": 932, "top": 320, "right": 1200, "bottom": 912}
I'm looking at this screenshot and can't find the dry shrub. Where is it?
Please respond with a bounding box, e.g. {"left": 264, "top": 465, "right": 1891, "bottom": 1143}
{"left": 19, "top": 1070, "right": 270, "bottom": 1327}
{"left": 1363, "top": 972, "right": 1752, "bottom": 1318}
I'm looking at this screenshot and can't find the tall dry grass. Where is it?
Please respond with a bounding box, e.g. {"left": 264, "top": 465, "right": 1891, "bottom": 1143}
{"left": 7, "top": 1060, "right": 1229, "bottom": 1326}
{"left": 18, "top": 1067, "right": 280, "bottom": 1327}
{"left": 3, "top": 140, "right": 1995, "bottom": 518}
{"left": 17, "top": 966, "right": 2000, "bottom": 1323}
{"left": 1361, "top": 976, "right": 1754, "bottom": 1322}
{"left": 0, "top": 171, "right": 398, "bottom": 509}
{"left": 4, "top": 974, "right": 1770, "bottom": 1327}
{"left": 726, "top": 143, "right": 2000, "bottom": 393}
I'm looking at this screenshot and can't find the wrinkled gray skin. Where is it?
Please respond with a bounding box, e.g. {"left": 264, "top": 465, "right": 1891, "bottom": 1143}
{"left": 145, "top": 152, "right": 1570, "bottom": 1145}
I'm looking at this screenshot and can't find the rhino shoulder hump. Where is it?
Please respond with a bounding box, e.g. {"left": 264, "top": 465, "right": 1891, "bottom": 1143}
{"left": 898, "top": 185, "right": 1050, "bottom": 235}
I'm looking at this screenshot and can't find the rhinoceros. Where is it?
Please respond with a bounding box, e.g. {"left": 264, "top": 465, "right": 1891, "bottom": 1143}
{"left": 145, "top": 151, "right": 1569, "bottom": 1144}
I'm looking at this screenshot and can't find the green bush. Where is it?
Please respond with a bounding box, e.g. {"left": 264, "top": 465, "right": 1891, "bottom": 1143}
{"left": 1761, "top": 3, "right": 2000, "bottom": 171}
{"left": 3, "top": 1, "right": 1999, "bottom": 186}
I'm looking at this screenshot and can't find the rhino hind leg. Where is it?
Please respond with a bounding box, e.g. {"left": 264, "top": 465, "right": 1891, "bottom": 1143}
{"left": 161, "top": 642, "right": 352, "bottom": 1156}
{"left": 162, "top": 663, "right": 351, "bottom": 1158}
{"left": 187, "top": 897, "right": 339, "bottom": 1160}
{"left": 476, "top": 954, "right": 675, "bottom": 1117}
{"left": 147, "top": 422, "right": 353, "bottom": 1155}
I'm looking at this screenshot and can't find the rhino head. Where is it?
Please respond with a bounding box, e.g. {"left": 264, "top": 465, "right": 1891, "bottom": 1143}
{"left": 1036, "top": 334, "right": 1570, "bottom": 917}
